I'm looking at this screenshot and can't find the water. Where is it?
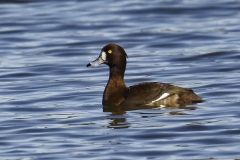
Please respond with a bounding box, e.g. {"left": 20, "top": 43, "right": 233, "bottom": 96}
{"left": 0, "top": 0, "right": 240, "bottom": 159}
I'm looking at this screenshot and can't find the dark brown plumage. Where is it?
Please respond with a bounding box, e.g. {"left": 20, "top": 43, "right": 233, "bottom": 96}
{"left": 87, "top": 43, "right": 203, "bottom": 107}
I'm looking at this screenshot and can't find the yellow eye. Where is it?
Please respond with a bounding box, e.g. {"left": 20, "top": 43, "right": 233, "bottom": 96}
{"left": 108, "top": 50, "right": 112, "bottom": 54}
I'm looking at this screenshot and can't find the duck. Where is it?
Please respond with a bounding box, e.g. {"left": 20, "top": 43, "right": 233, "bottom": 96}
{"left": 87, "top": 43, "right": 203, "bottom": 107}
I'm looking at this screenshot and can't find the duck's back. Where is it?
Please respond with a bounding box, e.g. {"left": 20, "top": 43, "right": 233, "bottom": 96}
{"left": 120, "top": 82, "right": 203, "bottom": 106}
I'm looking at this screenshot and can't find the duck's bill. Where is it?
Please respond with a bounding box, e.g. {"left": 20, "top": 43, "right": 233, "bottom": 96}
{"left": 86, "top": 56, "right": 104, "bottom": 67}
{"left": 86, "top": 51, "right": 106, "bottom": 67}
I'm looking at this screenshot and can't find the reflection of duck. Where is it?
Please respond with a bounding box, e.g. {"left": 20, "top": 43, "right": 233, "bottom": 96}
{"left": 103, "top": 102, "right": 197, "bottom": 112}
{"left": 87, "top": 43, "right": 203, "bottom": 107}
{"left": 103, "top": 105, "right": 198, "bottom": 129}
{"left": 103, "top": 106, "right": 128, "bottom": 129}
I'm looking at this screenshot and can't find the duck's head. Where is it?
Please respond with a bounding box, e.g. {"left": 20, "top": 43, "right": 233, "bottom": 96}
{"left": 87, "top": 43, "right": 128, "bottom": 70}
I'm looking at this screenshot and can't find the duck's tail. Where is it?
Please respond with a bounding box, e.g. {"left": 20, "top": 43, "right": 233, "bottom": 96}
{"left": 178, "top": 88, "right": 204, "bottom": 104}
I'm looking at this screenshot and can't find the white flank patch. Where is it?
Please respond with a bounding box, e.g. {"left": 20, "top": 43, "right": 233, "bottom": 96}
{"left": 152, "top": 93, "right": 170, "bottom": 103}
{"left": 101, "top": 51, "right": 107, "bottom": 61}
{"left": 160, "top": 105, "right": 166, "bottom": 108}
{"left": 154, "top": 105, "right": 166, "bottom": 109}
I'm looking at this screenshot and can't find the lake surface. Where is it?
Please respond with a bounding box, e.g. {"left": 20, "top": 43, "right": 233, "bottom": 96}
{"left": 0, "top": 0, "right": 240, "bottom": 159}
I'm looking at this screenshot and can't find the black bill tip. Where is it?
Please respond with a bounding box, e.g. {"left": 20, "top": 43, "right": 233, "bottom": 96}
{"left": 86, "top": 63, "right": 91, "bottom": 67}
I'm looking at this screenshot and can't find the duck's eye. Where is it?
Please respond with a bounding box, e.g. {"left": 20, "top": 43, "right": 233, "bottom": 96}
{"left": 108, "top": 50, "right": 112, "bottom": 54}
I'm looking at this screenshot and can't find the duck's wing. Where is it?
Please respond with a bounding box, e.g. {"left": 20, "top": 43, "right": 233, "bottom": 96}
{"left": 120, "top": 82, "right": 177, "bottom": 106}
{"left": 120, "top": 82, "right": 203, "bottom": 106}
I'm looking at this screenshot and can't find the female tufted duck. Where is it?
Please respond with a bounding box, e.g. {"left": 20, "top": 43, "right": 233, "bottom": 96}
{"left": 87, "top": 43, "right": 203, "bottom": 107}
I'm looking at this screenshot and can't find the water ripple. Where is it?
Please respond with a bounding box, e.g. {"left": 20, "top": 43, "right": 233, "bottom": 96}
{"left": 0, "top": 0, "right": 240, "bottom": 159}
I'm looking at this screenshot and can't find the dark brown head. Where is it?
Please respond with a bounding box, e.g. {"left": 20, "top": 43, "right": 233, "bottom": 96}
{"left": 87, "top": 44, "right": 128, "bottom": 72}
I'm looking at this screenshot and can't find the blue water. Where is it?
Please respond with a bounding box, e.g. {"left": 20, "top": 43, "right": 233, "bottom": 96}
{"left": 0, "top": 0, "right": 240, "bottom": 159}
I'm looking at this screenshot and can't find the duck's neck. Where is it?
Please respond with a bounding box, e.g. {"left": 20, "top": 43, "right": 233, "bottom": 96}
{"left": 110, "top": 65, "right": 125, "bottom": 78}
{"left": 102, "top": 67, "right": 127, "bottom": 106}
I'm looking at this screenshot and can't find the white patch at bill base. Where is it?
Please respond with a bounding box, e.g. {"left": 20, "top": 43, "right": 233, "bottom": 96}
{"left": 101, "top": 51, "right": 107, "bottom": 61}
